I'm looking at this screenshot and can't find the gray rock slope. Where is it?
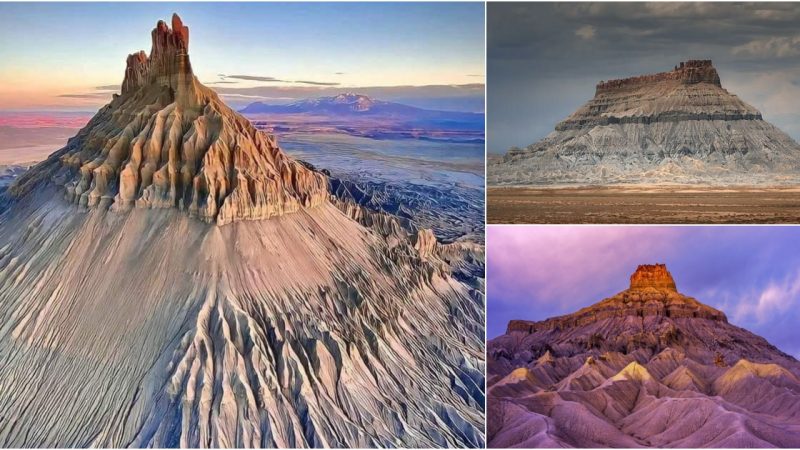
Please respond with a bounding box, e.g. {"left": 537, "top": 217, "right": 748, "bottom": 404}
{"left": 490, "top": 60, "right": 800, "bottom": 186}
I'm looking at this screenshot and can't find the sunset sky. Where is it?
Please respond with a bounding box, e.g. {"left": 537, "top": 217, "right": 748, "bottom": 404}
{"left": 488, "top": 226, "right": 800, "bottom": 359}
{"left": 0, "top": 2, "right": 484, "bottom": 111}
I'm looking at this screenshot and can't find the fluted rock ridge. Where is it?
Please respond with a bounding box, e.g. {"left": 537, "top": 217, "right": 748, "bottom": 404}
{"left": 9, "top": 14, "right": 328, "bottom": 225}
{"left": 491, "top": 60, "right": 800, "bottom": 185}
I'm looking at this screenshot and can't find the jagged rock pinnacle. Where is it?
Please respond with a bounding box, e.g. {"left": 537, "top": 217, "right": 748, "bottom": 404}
{"left": 10, "top": 14, "right": 328, "bottom": 225}
{"left": 629, "top": 263, "right": 677, "bottom": 292}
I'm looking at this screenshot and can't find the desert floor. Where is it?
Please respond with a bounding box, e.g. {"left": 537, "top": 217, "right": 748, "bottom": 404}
{"left": 487, "top": 185, "right": 800, "bottom": 224}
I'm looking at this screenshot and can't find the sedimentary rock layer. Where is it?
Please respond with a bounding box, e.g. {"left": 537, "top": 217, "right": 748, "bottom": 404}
{"left": 488, "top": 264, "right": 800, "bottom": 448}
{"left": 490, "top": 60, "right": 800, "bottom": 185}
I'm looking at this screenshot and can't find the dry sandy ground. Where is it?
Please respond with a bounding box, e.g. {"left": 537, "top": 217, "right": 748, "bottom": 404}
{"left": 488, "top": 185, "right": 800, "bottom": 224}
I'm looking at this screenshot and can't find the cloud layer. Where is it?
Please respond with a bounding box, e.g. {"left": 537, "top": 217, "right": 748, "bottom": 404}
{"left": 487, "top": 226, "right": 800, "bottom": 359}
{"left": 488, "top": 2, "right": 800, "bottom": 153}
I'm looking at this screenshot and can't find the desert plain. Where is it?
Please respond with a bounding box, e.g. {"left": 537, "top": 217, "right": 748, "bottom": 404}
{"left": 488, "top": 185, "right": 800, "bottom": 224}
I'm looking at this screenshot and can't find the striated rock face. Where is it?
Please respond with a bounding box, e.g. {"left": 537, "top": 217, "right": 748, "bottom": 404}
{"left": 629, "top": 263, "right": 677, "bottom": 291}
{"left": 594, "top": 60, "right": 721, "bottom": 96}
{"left": 488, "top": 264, "right": 800, "bottom": 448}
{"left": 10, "top": 13, "right": 327, "bottom": 225}
{"left": 506, "top": 264, "right": 726, "bottom": 335}
{"left": 490, "top": 60, "right": 800, "bottom": 186}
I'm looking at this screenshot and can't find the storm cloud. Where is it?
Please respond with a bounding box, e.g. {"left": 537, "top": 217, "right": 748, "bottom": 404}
{"left": 488, "top": 2, "right": 800, "bottom": 153}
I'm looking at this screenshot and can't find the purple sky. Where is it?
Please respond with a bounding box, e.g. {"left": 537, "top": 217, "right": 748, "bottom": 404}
{"left": 487, "top": 226, "right": 800, "bottom": 359}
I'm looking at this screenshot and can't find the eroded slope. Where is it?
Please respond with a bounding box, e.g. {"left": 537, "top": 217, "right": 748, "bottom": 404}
{"left": 488, "top": 264, "right": 800, "bottom": 448}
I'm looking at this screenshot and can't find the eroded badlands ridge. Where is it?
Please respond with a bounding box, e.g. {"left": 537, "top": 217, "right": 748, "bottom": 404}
{"left": 10, "top": 14, "right": 327, "bottom": 225}
{"left": 490, "top": 60, "right": 800, "bottom": 185}
{"left": 0, "top": 15, "right": 485, "bottom": 448}
{"left": 488, "top": 264, "right": 800, "bottom": 447}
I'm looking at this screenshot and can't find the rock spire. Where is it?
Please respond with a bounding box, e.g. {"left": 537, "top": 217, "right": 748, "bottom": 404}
{"left": 10, "top": 14, "right": 328, "bottom": 225}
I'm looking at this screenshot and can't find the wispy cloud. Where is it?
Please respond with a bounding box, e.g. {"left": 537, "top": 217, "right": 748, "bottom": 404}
{"left": 733, "top": 270, "right": 800, "bottom": 324}
{"left": 575, "top": 25, "right": 596, "bottom": 40}
{"left": 293, "top": 80, "right": 339, "bottom": 86}
{"left": 221, "top": 74, "right": 340, "bottom": 86}
{"left": 733, "top": 35, "right": 800, "bottom": 58}
{"left": 95, "top": 85, "right": 119, "bottom": 91}
{"left": 57, "top": 93, "right": 113, "bottom": 99}
{"left": 224, "top": 74, "right": 283, "bottom": 83}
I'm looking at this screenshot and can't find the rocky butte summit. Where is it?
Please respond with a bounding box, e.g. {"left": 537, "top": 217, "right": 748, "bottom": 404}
{"left": 488, "top": 264, "right": 800, "bottom": 448}
{"left": 490, "top": 60, "right": 800, "bottom": 185}
{"left": 0, "top": 15, "right": 484, "bottom": 448}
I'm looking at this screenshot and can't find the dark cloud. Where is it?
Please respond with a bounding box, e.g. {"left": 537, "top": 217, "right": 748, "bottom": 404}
{"left": 94, "top": 85, "right": 119, "bottom": 91}
{"left": 334, "top": 72, "right": 346, "bottom": 75}
{"left": 205, "top": 81, "right": 239, "bottom": 85}
{"left": 488, "top": 2, "right": 800, "bottom": 153}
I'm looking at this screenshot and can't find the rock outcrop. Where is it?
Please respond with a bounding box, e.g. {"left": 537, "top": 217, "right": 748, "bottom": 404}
{"left": 507, "top": 264, "right": 727, "bottom": 335}
{"left": 10, "top": 13, "right": 327, "bottom": 225}
{"left": 490, "top": 60, "right": 800, "bottom": 185}
{"left": 628, "top": 263, "right": 677, "bottom": 291}
{"left": 488, "top": 264, "right": 800, "bottom": 448}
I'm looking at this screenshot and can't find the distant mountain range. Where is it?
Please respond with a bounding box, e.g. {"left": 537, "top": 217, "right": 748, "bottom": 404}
{"left": 240, "top": 93, "right": 485, "bottom": 135}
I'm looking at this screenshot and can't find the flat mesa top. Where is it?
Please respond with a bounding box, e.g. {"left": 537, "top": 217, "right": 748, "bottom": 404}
{"left": 629, "top": 263, "right": 677, "bottom": 291}
{"left": 596, "top": 59, "right": 721, "bottom": 94}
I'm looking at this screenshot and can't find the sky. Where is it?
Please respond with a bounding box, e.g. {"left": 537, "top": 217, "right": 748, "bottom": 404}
{"left": 0, "top": 2, "right": 485, "bottom": 112}
{"left": 488, "top": 2, "right": 800, "bottom": 153}
{"left": 487, "top": 226, "right": 800, "bottom": 360}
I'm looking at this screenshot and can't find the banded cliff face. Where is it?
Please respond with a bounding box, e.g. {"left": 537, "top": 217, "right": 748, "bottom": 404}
{"left": 488, "top": 264, "right": 800, "bottom": 448}
{"left": 490, "top": 60, "right": 800, "bottom": 185}
{"left": 506, "top": 264, "right": 727, "bottom": 336}
{"left": 10, "top": 14, "right": 327, "bottom": 225}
